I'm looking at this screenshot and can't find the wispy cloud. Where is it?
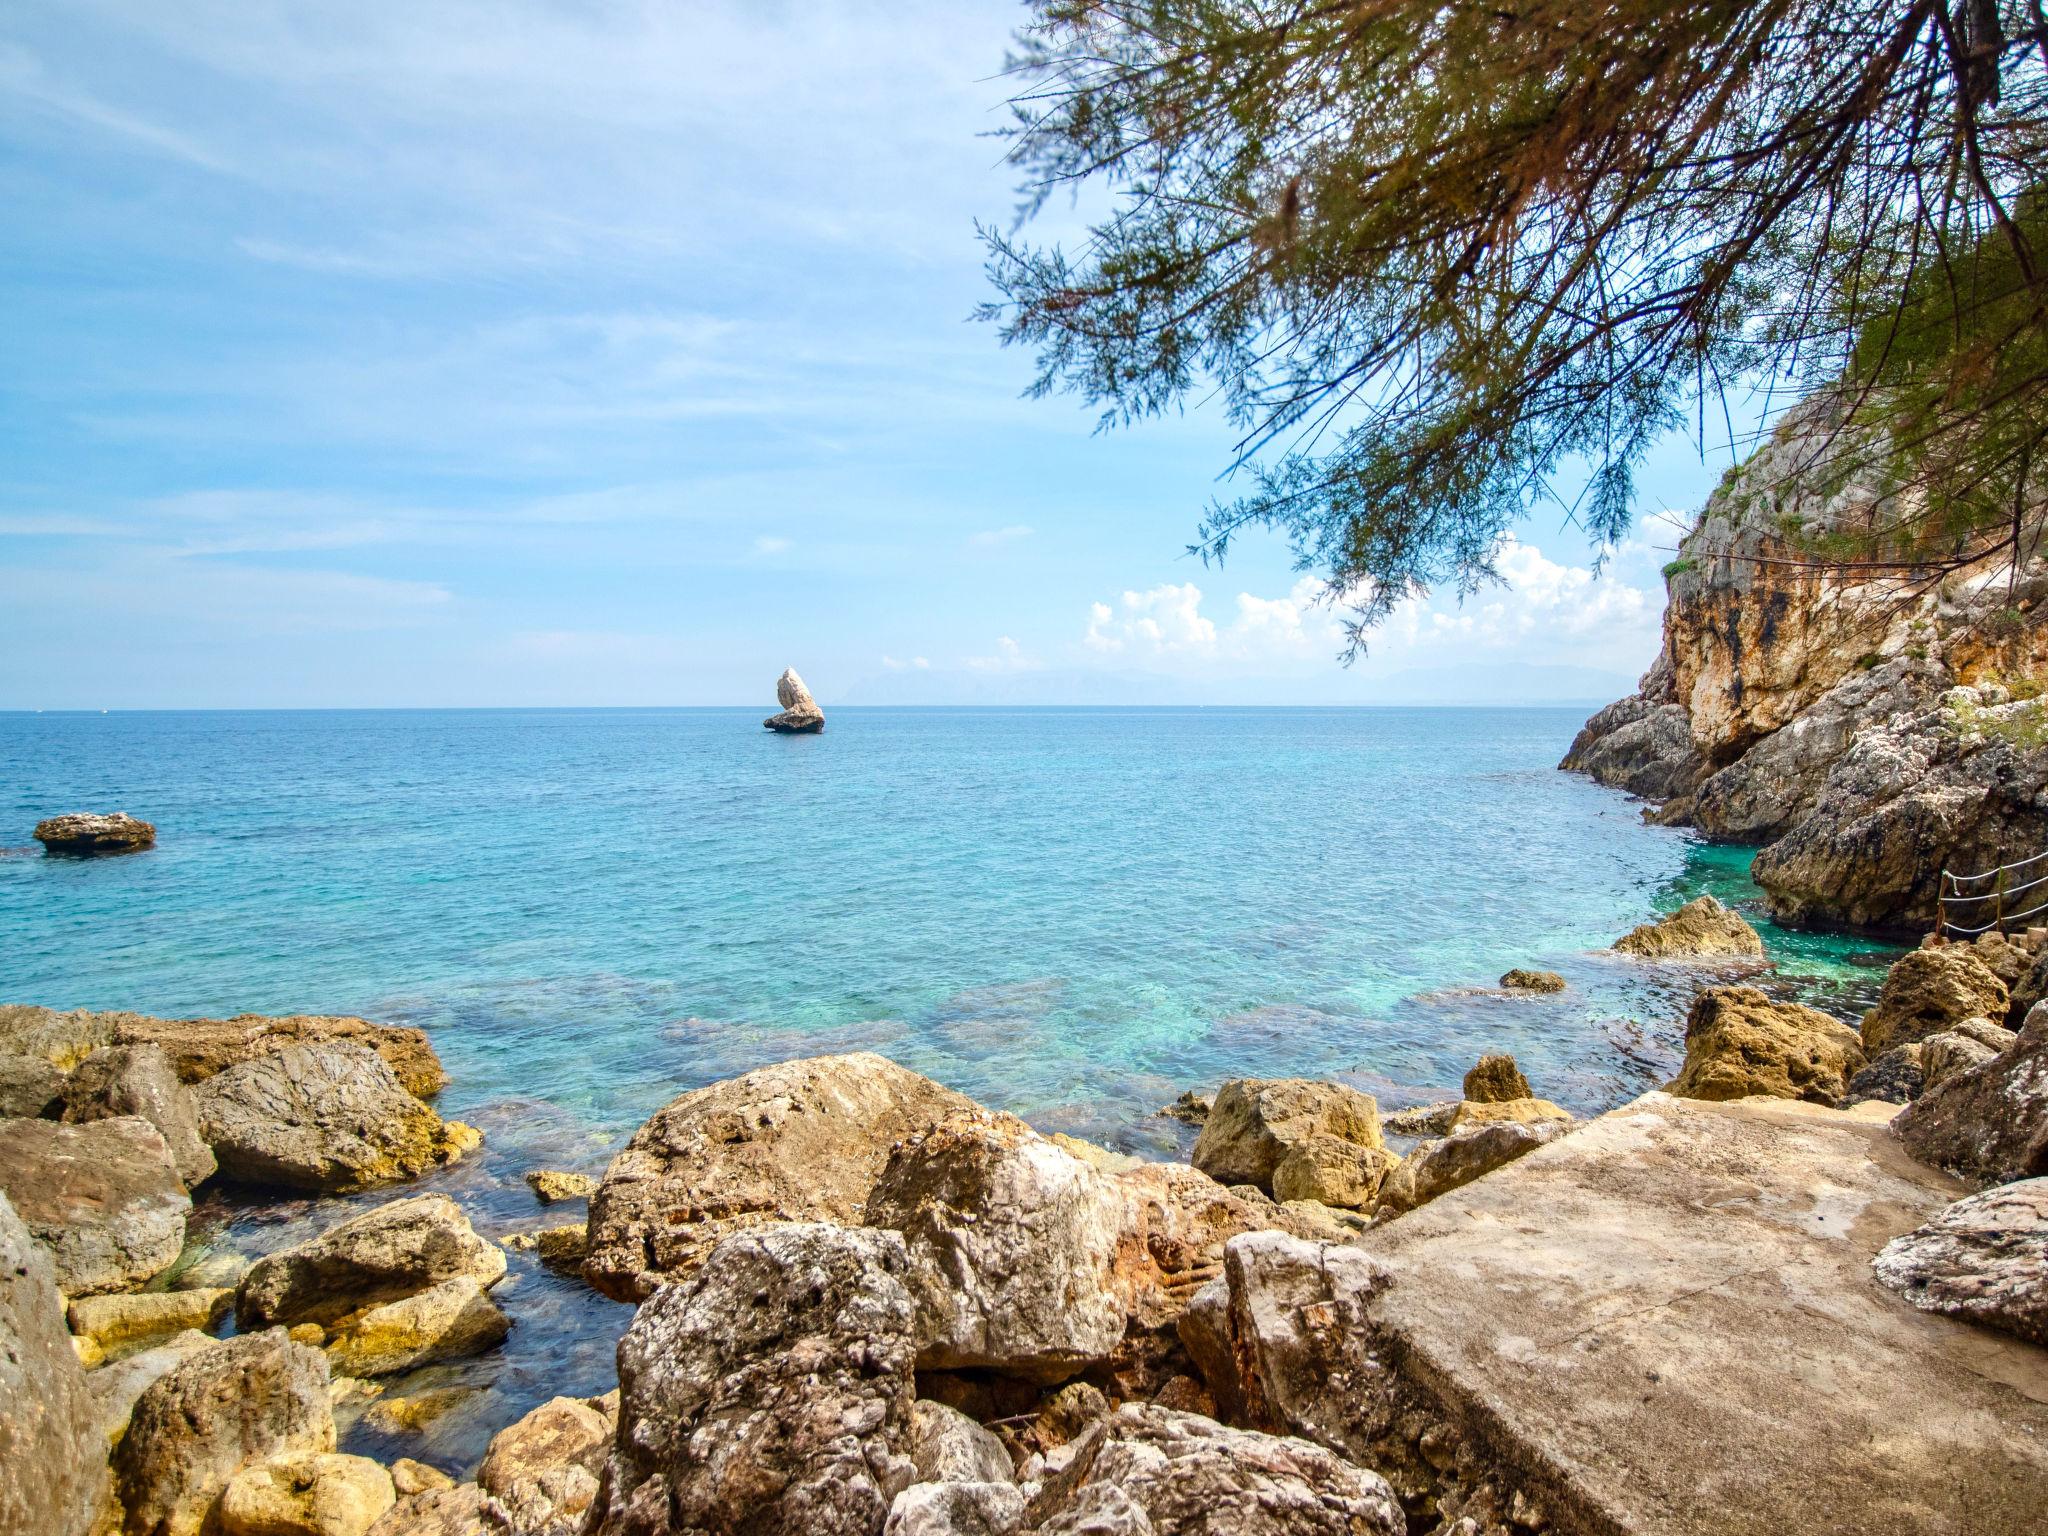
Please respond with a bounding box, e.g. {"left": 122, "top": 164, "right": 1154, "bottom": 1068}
{"left": 968, "top": 524, "right": 1033, "bottom": 548}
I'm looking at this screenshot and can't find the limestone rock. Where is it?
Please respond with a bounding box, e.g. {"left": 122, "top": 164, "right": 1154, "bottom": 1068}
{"left": 1461, "top": 1053, "right": 1531, "bottom": 1103}
{"left": 908, "top": 1400, "right": 1013, "bottom": 1486}
{"left": 322, "top": 1276, "right": 510, "bottom": 1378}
{"left": 477, "top": 1392, "right": 617, "bottom": 1536}
{"left": 1611, "top": 896, "right": 1764, "bottom": 959}
{"left": 88, "top": 1330, "right": 216, "bottom": 1453}
{"left": 0, "top": 1115, "right": 189, "bottom": 1295}
{"left": 69, "top": 1288, "right": 231, "bottom": 1368}
{"left": 583, "top": 1051, "right": 976, "bottom": 1300}
{"left": 504, "top": 1223, "right": 586, "bottom": 1274}
{"left": 237, "top": 1195, "right": 506, "bottom": 1330}
{"left": 386, "top": 1465, "right": 451, "bottom": 1500}
{"left": 0, "top": 1052, "right": 66, "bottom": 1117}
{"left": 1191, "top": 1078, "right": 1382, "bottom": 1192}
{"left": 763, "top": 667, "right": 825, "bottom": 733}
{"left": 1847, "top": 1044, "right": 1926, "bottom": 1105}
{"left": 1445, "top": 1096, "right": 1573, "bottom": 1129}
{"left": 1376, "top": 1118, "right": 1572, "bottom": 1216}
{"left": 366, "top": 1485, "right": 486, "bottom": 1536}
{"left": 1378, "top": 1101, "right": 1459, "bottom": 1138}
{"left": 195, "top": 1042, "right": 478, "bottom": 1194}
{"left": 1861, "top": 947, "right": 2010, "bottom": 1055}
{"left": 522, "top": 1170, "right": 593, "bottom": 1203}
{"left": 1557, "top": 692, "right": 1703, "bottom": 802}
{"left": 117, "top": 1013, "right": 447, "bottom": 1101}
{"left": 883, "top": 1481, "right": 1024, "bottom": 1536}
{"left": 1894, "top": 1002, "right": 2048, "bottom": 1186}
{"left": 0, "top": 1191, "right": 110, "bottom": 1536}
{"left": 62, "top": 1043, "right": 216, "bottom": 1189}
{"left": 596, "top": 1222, "right": 919, "bottom": 1536}
{"left": 1023, "top": 1403, "right": 1403, "bottom": 1536}
{"left": 1920, "top": 1028, "right": 2004, "bottom": 1090}
{"left": 1873, "top": 1179, "right": 2048, "bottom": 1346}
{"left": 0, "top": 1004, "right": 117, "bottom": 1069}
{"left": 1665, "top": 986, "right": 1867, "bottom": 1105}
{"left": 34, "top": 811, "right": 156, "bottom": 854}
{"left": 1268, "top": 1134, "right": 1398, "bottom": 1211}
{"left": 115, "top": 1329, "right": 335, "bottom": 1536}
{"left": 1157, "top": 1091, "right": 1210, "bottom": 1126}
{"left": 1497, "top": 969, "right": 1565, "bottom": 993}
{"left": 217, "top": 1453, "right": 396, "bottom": 1536}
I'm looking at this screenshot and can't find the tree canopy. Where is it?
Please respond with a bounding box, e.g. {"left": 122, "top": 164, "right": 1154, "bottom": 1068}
{"left": 982, "top": 0, "right": 2048, "bottom": 650}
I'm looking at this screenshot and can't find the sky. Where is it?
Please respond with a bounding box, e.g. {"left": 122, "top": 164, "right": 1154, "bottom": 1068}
{"left": 0, "top": 0, "right": 1736, "bottom": 709}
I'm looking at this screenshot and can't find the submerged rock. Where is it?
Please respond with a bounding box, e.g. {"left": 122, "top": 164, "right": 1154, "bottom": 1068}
{"left": 597, "top": 1222, "right": 919, "bottom": 1536}
{"left": 763, "top": 667, "right": 825, "bottom": 733}
{"left": 1497, "top": 968, "right": 1566, "bottom": 993}
{"left": 1894, "top": 1002, "right": 2048, "bottom": 1186}
{"left": 1862, "top": 948, "right": 2010, "bottom": 1055}
{"left": 34, "top": 811, "right": 156, "bottom": 854}
{"left": 194, "top": 1042, "right": 478, "bottom": 1194}
{"left": 62, "top": 1043, "right": 216, "bottom": 1189}
{"left": 1611, "top": 895, "right": 1764, "bottom": 959}
{"left": 1873, "top": 1178, "right": 2048, "bottom": 1345}
{"left": 583, "top": 1050, "right": 976, "bottom": 1300}
{"left": 237, "top": 1195, "right": 506, "bottom": 1330}
{"left": 0, "top": 1115, "right": 190, "bottom": 1295}
{"left": 0, "top": 1192, "right": 110, "bottom": 1536}
{"left": 1665, "top": 986, "right": 1867, "bottom": 1105}
{"left": 523, "top": 1169, "right": 593, "bottom": 1204}
{"left": 1190, "top": 1078, "right": 1383, "bottom": 1192}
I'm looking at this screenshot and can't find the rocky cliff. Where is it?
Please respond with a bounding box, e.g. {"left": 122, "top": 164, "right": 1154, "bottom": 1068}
{"left": 1564, "top": 402, "right": 2048, "bottom": 932}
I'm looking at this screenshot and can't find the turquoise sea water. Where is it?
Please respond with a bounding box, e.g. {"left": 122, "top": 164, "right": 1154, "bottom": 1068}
{"left": 0, "top": 706, "right": 1898, "bottom": 1466}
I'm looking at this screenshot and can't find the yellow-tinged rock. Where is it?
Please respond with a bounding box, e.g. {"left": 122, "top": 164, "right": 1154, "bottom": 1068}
{"left": 323, "top": 1276, "right": 509, "bottom": 1378}
{"left": 1447, "top": 1097, "right": 1574, "bottom": 1130}
{"left": 216, "top": 1451, "right": 395, "bottom": 1536}
{"left": 68, "top": 1288, "right": 230, "bottom": 1367}
{"left": 1270, "top": 1135, "right": 1400, "bottom": 1211}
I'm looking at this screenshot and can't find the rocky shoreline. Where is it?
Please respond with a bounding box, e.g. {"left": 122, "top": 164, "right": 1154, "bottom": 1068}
{"left": 4, "top": 893, "right": 2044, "bottom": 1536}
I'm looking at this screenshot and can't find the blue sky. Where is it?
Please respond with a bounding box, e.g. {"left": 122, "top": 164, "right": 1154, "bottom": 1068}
{"left": 1, "top": 0, "right": 1732, "bottom": 708}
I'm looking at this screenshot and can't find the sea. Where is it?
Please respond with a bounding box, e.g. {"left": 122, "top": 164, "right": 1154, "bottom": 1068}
{"left": 0, "top": 706, "right": 1899, "bottom": 1468}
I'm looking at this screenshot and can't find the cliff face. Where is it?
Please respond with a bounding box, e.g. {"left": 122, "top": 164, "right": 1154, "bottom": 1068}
{"left": 1565, "top": 405, "right": 2048, "bottom": 933}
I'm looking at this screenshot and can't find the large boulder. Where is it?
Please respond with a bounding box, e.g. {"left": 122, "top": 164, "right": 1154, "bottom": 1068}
{"left": 237, "top": 1195, "right": 506, "bottom": 1329}
{"left": 866, "top": 1109, "right": 1130, "bottom": 1382}
{"left": 0, "top": 1005, "right": 116, "bottom": 1069}
{"left": 906, "top": 1400, "right": 1013, "bottom": 1486}
{"left": 1022, "top": 1403, "right": 1403, "bottom": 1536}
{"left": 88, "top": 1330, "right": 217, "bottom": 1454}
{"left": 366, "top": 1485, "right": 486, "bottom": 1536}
{"left": 1894, "top": 1003, "right": 2048, "bottom": 1186}
{"left": 583, "top": 1051, "right": 977, "bottom": 1300}
{"left": 763, "top": 667, "right": 825, "bottom": 733}
{"left": 1920, "top": 1024, "right": 2012, "bottom": 1090}
{"left": 1664, "top": 986, "right": 1867, "bottom": 1105}
{"left": 1873, "top": 1178, "right": 2048, "bottom": 1346}
{"left": 194, "top": 1042, "right": 478, "bottom": 1194}
{"left": 34, "top": 811, "right": 156, "bottom": 853}
{"left": 0, "top": 1052, "right": 66, "bottom": 1117}
{"left": 1267, "top": 1134, "right": 1398, "bottom": 1211}
{"left": 1190, "top": 1079, "right": 1383, "bottom": 1192}
{"left": 62, "top": 1043, "right": 216, "bottom": 1189}
{"left": 69, "top": 1289, "right": 231, "bottom": 1369}
{"left": 216, "top": 1453, "right": 396, "bottom": 1536}
{"left": 115, "top": 1329, "right": 335, "bottom": 1536}
{"left": 1461, "top": 1054, "right": 1531, "bottom": 1103}
{"left": 882, "top": 1481, "right": 1023, "bottom": 1536}
{"left": 476, "top": 1391, "right": 618, "bottom": 1536}
{"left": 1611, "top": 895, "right": 1764, "bottom": 959}
{"left": 1557, "top": 692, "right": 1703, "bottom": 802}
{"left": 1862, "top": 947, "right": 2010, "bottom": 1055}
{"left": 1376, "top": 1118, "right": 1572, "bottom": 1217}
{"left": 321, "top": 1276, "right": 510, "bottom": 1378}
{"left": 0, "top": 1192, "right": 110, "bottom": 1536}
{"left": 0, "top": 1115, "right": 189, "bottom": 1295}
{"left": 596, "top": 1223, "right": 919, "bottom": 1536}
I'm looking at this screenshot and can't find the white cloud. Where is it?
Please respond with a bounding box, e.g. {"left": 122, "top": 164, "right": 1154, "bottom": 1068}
{"left": 1085, "top": 583, "right": 1218, "bottom": 654}
{"left": 965, "top": 635, "right": 1038, "bottom": 672}
{"left": 753, "top": 535, "right": 792, "bottom": 555}
{"left": 968, "top": 524, "right": 1033, "bottom": 548}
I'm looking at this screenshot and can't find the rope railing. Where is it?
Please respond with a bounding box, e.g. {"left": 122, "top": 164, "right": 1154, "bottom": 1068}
{"left": 1936, "top": 849, "right": 2048, "bottom": 938}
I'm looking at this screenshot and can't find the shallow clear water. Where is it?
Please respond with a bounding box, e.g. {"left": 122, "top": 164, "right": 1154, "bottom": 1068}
{"left": 0, "top": 706, "right": 1898, "bottom": 1468}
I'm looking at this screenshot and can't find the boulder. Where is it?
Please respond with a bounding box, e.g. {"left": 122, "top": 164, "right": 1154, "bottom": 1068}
{"left": 1873, "top": 1178, "right": 2048, "bottom": 1346}
{"left": 1190, "top": 1079, "right": 1383, "bottom": 1192}
{"left": 907, "top": 1400, "right": 1013, "bottom": 1486}
{"left": 321, "top": 1276, "right": 510, "bottom": 1378}
{"left": 1862, "top": 947, "right": 2010, "bottom": 1055}
{"left": 1378, "top": 1101, "right": 1459, "bottom": 1138}
{"left": 0, "top": 1004, "right": 117, "bottom": 1069}
{"left": 194, "top": 1042, "right": 478, "bottom": 1194}
{"left": 1376, "top": 1118, "right": 1572, "bottom": 1216}
{"left": 0, "top": 1052, "right": 66, "bottom": 1117}
{"left": 883, "top": 1481, "right": 1024, "bottom": 1536}
{"left": 0, "top": 1115, "right": 189, "bottom": 1295}
{"left": 216, "top": 1453, "right": 396, "bottom": 1536}
{"left": 523, "top": 1170, "right": 593, "bottom": 1203}
{"left": 69, "top": 1288, "right": 231, "bottom": 1368}
{"left": 1920, "top": 1029, "right": 2004, "bottom": 1091}
{"left": 62, "top": 1043, "right": 216, "bottom": 1188}
{"left": 1611, "top": 895, "right": 1764, "bottom": 958}
{"left": 115, "top": 1329, "right": 335, "bottom": 1536}
{"left": 1497, "top": 969, "right": 1566, "bottom": 993}
{"left": 34, "top": 811, "right": 156, "bottom": 853}
{"left": 1894, "top": 1002, "right": 2048, "bottom": 1186}
{"left": 1157, "top": 1091, "right": 1210, "bottom": 1126}
{"left": 504, "top": 1223, "right": 586, "bottom": 1274}
{"left": 119, "top": 1013, "right": 447, "bottom": 1101}
{"left": 237, "top": 1195, "right": 506, "bottom": 1329}
{"left": 1461, "top": 1053, "right": 1531, "bottom": 1103}
{"left": 1846, "top": 1044, "right": 1927, "bottom": 1105}
{"left": 583, "top": 1051, "right": 976, "bottom": 1300}
{"left": 1664, "top": 986, "right": 1867, "bottom": 1105}
{"left": 1022, "top": 1403, "right": 1403, "bottom": 1536}
{"left": 866, "top": 1110, "right": 1129, "bottom": 1382}
{"left": 477, "top": 1391, "right": 617, "bottom": 1536}
{"left": 365, "top": 1486, "right": 485, "bottom": 1536}
{"left": 596, "top": 1223, "right": 919, "bottom": 1536}
{"left": 88, "top": 1330, "right": 216, "bottom": 1453}
{"left": 0, "top": 1191, "right": 110, "bottom": 1536}
{"left": 386, "top": 1465, "right": 451, "bottom": 1500}
{"left": 1268, "top": 1134, "right": 1399, "bottom": 1211}
{"left": 1557, "top": 689, "right": 1704, "bottom": 802}
{"left": 763, "top": 667, "right": 825, "bottom": 733}
{"left": 1443, "top": 1096, "right": 1573, "bottom": 1129}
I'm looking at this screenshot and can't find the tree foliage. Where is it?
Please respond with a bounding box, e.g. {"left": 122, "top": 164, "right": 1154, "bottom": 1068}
{"left": 981, "top": 0, "right": 2048, "bottom": 650}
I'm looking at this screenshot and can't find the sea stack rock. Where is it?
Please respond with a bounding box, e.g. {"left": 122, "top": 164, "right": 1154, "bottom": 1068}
{"left": 762, "top": 667, "right": 824, "bottom": 733}
{"left": 33, "top": 811, "right": 156, "bottom": 854}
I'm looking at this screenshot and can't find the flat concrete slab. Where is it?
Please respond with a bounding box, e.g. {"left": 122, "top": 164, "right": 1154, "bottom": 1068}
{"left": 1367, "top": 1092, "right": 2048, "bottom": 1536}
